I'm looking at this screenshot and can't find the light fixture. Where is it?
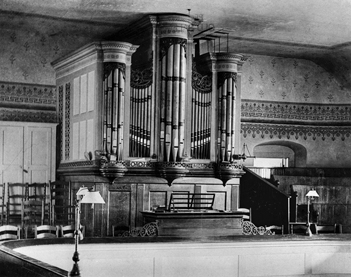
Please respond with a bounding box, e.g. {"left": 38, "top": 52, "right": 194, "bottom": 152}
{"left": 232, "top": 143, "right": 256, "bottom": 161}
{"left": 69, "top": 186, "right": 105, "bottom": 277}
{"left": 305, "top": 188, "right": 319, "bottom": 236}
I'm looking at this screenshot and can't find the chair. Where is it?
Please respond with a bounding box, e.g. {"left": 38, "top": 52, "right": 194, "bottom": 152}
{"left": 0, "top": 184, "right": 6, "bottom": 225}
{"left": 26, "top": 182, "right": 51, "bottom": 225}
{"left": 34, "top": 225, "right": 59, "bottom": 238}
{"left": 49, "top": 180, "right": 75, "bottom": 225}
{"left": 265, "top": 225, "right": 284, "bottom": 234}
{"left": 60, "top": 224, "right": 85, "bottom": 239}
{"left": 21, "top": 199, "right": 46, "bottom": 238}
{"left": 7, "top": 183, "right": 27, "bottom": 225}
{"left": 0, "top": 225, "right": 20, "bottom": 241}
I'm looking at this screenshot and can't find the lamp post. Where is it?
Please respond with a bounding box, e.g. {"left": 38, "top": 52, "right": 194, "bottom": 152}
{"left": 69, "top": 187, "right": 105, "bottom": 277}
{"left": 305, "top": 188, "right": 319, "bottom": 236}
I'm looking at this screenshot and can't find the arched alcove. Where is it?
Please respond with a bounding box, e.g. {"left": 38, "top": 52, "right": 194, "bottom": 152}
{"left": 253, "top": 141, "right": 307, "bottom": 167}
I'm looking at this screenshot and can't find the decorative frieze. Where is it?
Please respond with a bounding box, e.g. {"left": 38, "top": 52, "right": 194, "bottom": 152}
{"left": 241, "top": 100, "right": 351, "bottom": 122}
{"left": 241, "top": 122, "right": 351, "bottom": 141}
{"left": 0, "top": 81, "right": 56, "bottom": 106}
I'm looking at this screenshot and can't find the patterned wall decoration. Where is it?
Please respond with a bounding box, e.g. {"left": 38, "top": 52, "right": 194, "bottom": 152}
{"left": 241, "top": 123, "right": 351, "bottom": 141}
{"left": 0, "top": 12, "right": 118, "bottom": 86}
{"left": 58, "top": 85, "right": 64, "bottom": 161}
{"left": 241, "top": 100, "right": 351, "bottom": 141}
{"left": 65, "top": 83, "right": 71, "bottom": 161}
{"left": 241, "top": 55, "right": 350, "bottom": 104}
{"left": 0, "top": 81, "right": 56, "bottom": 122}
{"left": 241, "top": 100, "right": 351, "bottom": 122}
{"left": 0, "top": 81, "right": 56, "bottom": 106}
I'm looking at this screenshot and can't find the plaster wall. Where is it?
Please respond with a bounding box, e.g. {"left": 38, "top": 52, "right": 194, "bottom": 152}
{"left": 241, "top": 55, "right": 351, "bottom": 168}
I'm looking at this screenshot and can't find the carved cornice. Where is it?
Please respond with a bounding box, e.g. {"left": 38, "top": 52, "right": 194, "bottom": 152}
{"left": 241, "top": 100, "right": 351, "bottom": 123}
{"left": 158, "top": 14, "right": 195, "bottom": 39}
{"left": 59, "top": 161, "right": 97, "bottom": 167}
{"left": 52, "top": 41, "right": 139, "bottom": 78}
{"left": 61, "top": 159, "right": 244, "bottom": 184}
{"left": 241, "top": 122, "right": 351, "bottom": 141}
{"left": 200, "top": 52, "right": 249, "bottom": 73}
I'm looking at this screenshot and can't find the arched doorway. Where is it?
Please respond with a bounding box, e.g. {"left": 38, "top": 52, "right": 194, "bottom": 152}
{"left": 253, "top": 141, "right": 307, "bottom": 167}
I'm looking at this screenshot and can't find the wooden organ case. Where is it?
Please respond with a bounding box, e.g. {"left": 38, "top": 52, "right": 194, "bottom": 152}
{"left": 52, "top": 13, "right": 248, "bottom": 237}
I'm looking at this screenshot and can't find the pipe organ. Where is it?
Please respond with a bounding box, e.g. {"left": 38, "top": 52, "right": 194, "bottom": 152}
{"left": 218, "top": 72, "right": 237, "bottom": 162}
{"left": 53, "top": 13, "right": 248, "bottom": 237}
{"left": 191, "top": 64, "right": 212, "bottom": 160}
{"left": 130, "top": 68, "right": 153, "bottom": 158}
{"left": 103, "top": 63, "right": 126, "bottom": 161}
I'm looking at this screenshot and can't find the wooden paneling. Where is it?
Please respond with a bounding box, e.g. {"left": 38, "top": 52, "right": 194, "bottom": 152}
{"left": 107, "top": 184, "right": 135, "bottom": 236}
{"left": 0, "top": 126, "right": 24, "bottom": 183}
{"left": 201, "top": 185, "right": 231, "bottom": 211}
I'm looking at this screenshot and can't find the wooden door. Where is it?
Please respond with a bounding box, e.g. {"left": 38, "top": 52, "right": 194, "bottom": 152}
{"left": 0, "top": 125, "right": 24, "bottom": 183}
{"left": 0, "top": 122, "right": 56, "bottom": 184}
{"left": 24, "top": 125, "right": 55, "bottom": 183}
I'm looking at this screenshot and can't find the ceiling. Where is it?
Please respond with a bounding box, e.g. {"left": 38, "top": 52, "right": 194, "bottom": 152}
{"left": 1, "top": 0, "right": 351, "bottom": 85}
{"left": 1, "top": 0, "right": 350, "bottom": 46}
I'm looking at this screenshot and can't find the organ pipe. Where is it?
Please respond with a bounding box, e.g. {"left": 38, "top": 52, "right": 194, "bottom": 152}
{"left": 160, "top": 38, "right": 187, "bottom": 162}
{"left": 129, "top": 67, "right": 153, "bottom": 158}
{"left": 191, "top": 63, "right": 212, "bottom": 160}
{"left": 103, "top": 63, "right": 126, "bottom": 161}
{"left": 218, "top": 72, "right": 237, "bottom": 162}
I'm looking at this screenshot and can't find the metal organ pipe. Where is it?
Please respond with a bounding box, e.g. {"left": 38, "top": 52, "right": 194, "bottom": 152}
{"left": 179, "top": 44, "right": 186, "bottom": 162}
{"left": 129, "top": 67, "right": 153, "bottom": 158}
{"left": 103, "top": 64, "right": 126, "bottom": 160}
{"left": 218, "top": 72, "right": 237, "bottom": 162}
{"left": 160, "top": 38, "right": 187, "bottom": 162}
{"left": 191, "top": 65, "right": 212, "bottom": 160}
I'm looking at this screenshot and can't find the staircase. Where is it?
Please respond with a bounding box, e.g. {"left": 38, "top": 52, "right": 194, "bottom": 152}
{"left": 240, "top": 167, "right": 290, "bottom": 231}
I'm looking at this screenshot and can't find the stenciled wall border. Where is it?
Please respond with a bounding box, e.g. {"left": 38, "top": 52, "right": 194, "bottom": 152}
{"left": 241, "top": 99, "right": 351, "bottom": 141}
{"left": 241, "top": 122, "right": 351, "bottom": 141}
{"left": 0, "top": 81, "right": 56, "bottom": 123}
{"left": 0, "top": 81, "right": 56, "bottom": 107}
{"left": 241, "top": 99, "right": 351, "bottom": 123}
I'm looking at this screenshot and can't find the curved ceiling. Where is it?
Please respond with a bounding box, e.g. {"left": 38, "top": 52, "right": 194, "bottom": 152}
{"left": 1, "top": 0, "right": 349, "bottom": 47}
{"left": 1, "top": 0, "right": 351, "bottom": 87}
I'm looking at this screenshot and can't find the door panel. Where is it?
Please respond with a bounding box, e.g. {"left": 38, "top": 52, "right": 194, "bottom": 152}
{"left": 0, "top": 126, "right": 24, "bottom": 183}
{"left": 25, "top": 127, "right": 52, "bottom": 183}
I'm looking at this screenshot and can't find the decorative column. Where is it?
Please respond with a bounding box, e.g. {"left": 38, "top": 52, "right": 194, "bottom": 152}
{"left": 201, "top": 53, "right": 247, "bottom": 163}
{"left": 158, "top": 15, "right": 194, "bottom": 162}
{"left": 101, "top": 42, "right": 138, "bottom": 162}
